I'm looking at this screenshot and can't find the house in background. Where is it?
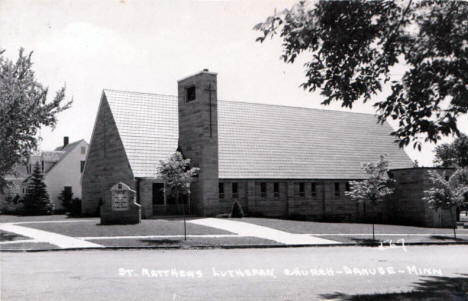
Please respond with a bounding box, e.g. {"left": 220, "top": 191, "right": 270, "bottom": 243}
{"left": 27, "top": 137, "right": 89, "bottom": 210}
{"left": 82, "top": 70, "right": 414, "bottom": 221}
{"left": 1, "top": 137, "right": 88, "bottom": 212}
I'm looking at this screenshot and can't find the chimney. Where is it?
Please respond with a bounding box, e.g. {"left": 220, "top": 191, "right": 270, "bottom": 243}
{"left": 63, "top": 136, "right": 69, "bottom": 148}
{"left": 177, "top": 70, "right": 219, "bottom": 216}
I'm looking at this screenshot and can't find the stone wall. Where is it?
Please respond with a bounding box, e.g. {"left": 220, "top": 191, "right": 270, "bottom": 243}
{"left": 387, "top": 167, "right": 456, "bottom": 228}
{"left": 217, "top": 179, "right": 363, "bottom": 221}
{"left": 81, "top": 95, "right": 135, "bottom": 216}
{"left": 177, "top": 70, "right": 219, "bottom": 216}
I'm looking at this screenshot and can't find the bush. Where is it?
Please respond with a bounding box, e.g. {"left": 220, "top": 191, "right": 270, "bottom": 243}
{"left": 0, "top": 195, "right": 23, "bottom": 215}
{"left": 231, "top": 201, "right": 245, "bottom": 218}
{"left": 68, "top": 198, "right": 81, "bottom": 217}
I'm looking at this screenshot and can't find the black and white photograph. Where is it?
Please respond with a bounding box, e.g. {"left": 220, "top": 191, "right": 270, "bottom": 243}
{"left": 1, "top": 0, "right": 467, "bottom": 300}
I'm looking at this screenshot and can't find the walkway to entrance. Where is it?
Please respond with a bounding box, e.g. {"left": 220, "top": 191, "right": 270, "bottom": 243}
{"left": 0, "top": 223, "right": 103, "bottom": 249}
{"left": 189, "top": 218, "right": 339, "bottom": 245}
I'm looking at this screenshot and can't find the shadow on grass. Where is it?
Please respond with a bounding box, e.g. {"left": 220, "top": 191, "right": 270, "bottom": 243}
{"left": 0, "top": 231, "right": 25, "bottom": 241}
{"left": 140, "top": 239, "right": 182, "bottom": 245}
{"left": 350, "top": 238, "right": 381, "bottom": 245}
{"left": 430, "top": 235, "right": 466, "bottom": 242}
{"left": 320, "top": 274, "right": 468, "bottom": 300}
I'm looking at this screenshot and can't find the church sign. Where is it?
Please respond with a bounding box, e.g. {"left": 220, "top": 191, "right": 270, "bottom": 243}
{"left": 100, "top": 182, "right": 141, "bottom": 224}
{"left": 111, "top": 183, "right": 130, "bottom": 211}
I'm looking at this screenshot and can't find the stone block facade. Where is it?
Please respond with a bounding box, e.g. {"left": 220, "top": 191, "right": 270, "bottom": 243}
{"left": 177, "top": 70, "right": 219, "bottom": 216}
{"left": 387, "top": 167, "right": 456, "bottom": 227}
{"left": 81, "top": 94, "right": 135, "bottom": 216}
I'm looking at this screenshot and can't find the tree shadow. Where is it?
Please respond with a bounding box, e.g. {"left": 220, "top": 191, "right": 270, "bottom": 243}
{"left": 350, "top": 238, "right": 380, "bottom": 245}
{"left": 0, "top": 230, "right": 26, "bottom": 241}
{"left": 320, "top": 274, "right": 468, "bottom": 300}
{"left": 430, "top": 235, "right": 467, "bottom": 242}
{"left": 140, "top": 239, "right": 182, "bottom": 245}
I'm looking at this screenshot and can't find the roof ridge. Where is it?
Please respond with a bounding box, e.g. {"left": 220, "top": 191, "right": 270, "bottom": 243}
{"left": 104, "top": 89, "right": 377, "bottom": 116}
{"left": 103, "top": 89, "right": 176, "bottom": 99}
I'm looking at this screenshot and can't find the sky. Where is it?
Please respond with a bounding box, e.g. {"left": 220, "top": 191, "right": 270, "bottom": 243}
{"left": 1, "top": 0, "right": 467, "bottom": 166}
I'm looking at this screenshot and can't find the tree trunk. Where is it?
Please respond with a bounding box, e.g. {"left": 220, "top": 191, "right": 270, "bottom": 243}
{"left": 450, "top": 208, "right": 456, "bottom": 240}
{"left": 372, "top": 223, "right": 375, "bottom": 241}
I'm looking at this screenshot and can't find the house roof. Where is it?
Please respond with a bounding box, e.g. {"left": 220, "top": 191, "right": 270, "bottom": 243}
{"left": 104, "top": 89, "right": 413, "bottom": 179}
{"left": 54, "top": 139, "right": 83, "bottom": 153}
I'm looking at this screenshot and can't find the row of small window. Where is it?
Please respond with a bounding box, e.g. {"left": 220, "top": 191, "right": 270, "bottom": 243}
{"left": 219, "top": 182, "right": 351, "bottom": 199}
{"left": 26, "top": 160, "right": 86, "bottom": 174}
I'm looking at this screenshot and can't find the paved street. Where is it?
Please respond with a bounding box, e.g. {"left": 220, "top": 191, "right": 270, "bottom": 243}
{"left": 1, "top": 245, "right": 467, "bottom": 300}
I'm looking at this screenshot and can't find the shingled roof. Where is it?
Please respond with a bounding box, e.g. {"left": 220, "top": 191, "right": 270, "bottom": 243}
{"left": 104, "top": 89, "right": 413, "bottom": 179}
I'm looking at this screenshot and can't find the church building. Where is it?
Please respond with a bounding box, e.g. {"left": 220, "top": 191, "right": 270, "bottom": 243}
{"left": 81, "top": 70, "right": 413, "bottom": 220}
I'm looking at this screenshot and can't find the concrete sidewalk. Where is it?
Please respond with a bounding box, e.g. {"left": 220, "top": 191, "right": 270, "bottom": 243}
{"left": 189, "top": 218, "right": 339, "bottom": 245}
{"left": 0, "top": 223, "right": 103, "bottom": 249}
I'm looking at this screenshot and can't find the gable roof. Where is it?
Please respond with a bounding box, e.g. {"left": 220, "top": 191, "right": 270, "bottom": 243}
{"left": 54, "top": 139, "right": 83, "bottom": 153}
{"left": 103, "top": 89, "right": 413, "bottom": 179}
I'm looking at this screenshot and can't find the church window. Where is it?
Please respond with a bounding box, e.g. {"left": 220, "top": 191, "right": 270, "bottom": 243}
{"left": 152, "top": 183, "right": 165, "bottom": 205}
{"left": 232, "top": 183, "right": 238, "bottom": 199}
{"left": 260, "top": 182, "right": 267, "bottom": 198}
{"left": 311, "top": 183, "right": 317, "bottom": 198}
{"left": 186, "top": 86, "right": 196, "bottom": 103}
{"left": 273, "top": 182, "right": 279, "bottom": 198}
{"left": 335, "top": 182, "right": 340, "bottom": 198}
{"left": 219, "top": 183, "right": 224, "bottom": 199}
{"left": 299, "top": 182, "right": 305, "bottom": 197}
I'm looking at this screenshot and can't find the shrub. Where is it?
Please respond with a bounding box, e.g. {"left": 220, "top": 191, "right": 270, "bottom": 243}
{"left": 231, "top": 201, "right": 245, "bottom": 218}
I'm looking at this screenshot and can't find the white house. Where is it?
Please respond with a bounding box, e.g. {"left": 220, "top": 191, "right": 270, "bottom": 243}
{"left": 27, "top": 137, "right": 89, "bottom": 210}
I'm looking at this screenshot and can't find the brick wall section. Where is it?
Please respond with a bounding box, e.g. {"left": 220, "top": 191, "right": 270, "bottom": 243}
{"left": 81, "top": 95, "right": 135, "bottom": 216}
{"left": 388, "top": 168, "right": 455, "bottom": 227}
{"left": 218, "top": 179, "right": 360, "bottom": 221}
{"left": 178, "top": 71, "right": 219, "bottom": 216}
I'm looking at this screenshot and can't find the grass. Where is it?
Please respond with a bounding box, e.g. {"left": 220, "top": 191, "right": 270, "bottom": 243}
{"left": 241, "top": 217, "right": 468, "bottom": 235}
{"left": 0, "top": 230, "right": 31, "bottom": 242}
{"left": 90, "top": 236, "right": 278, "bottom": 247}
{"left": 0, "top": 214, "right": 71, "bottom": 223}
{"left": 0, "top": 242, "right": 58, "bottom": 250}
{"left": 19, "top": 218, "right": 233, "bottom": 237}
{"left": 237, "top": 217, "right": 468, "bottom": 244}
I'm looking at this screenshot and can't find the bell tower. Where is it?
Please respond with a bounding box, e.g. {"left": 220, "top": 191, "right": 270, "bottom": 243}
{"left": 177, "top": 69, "right": 219, "bottom": 215}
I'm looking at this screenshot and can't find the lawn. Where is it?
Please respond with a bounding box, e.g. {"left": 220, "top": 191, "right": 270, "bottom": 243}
{"left": 238, "top": 217, "right": 468, "bottom": 244}
{"left": 0, "top": 230, "right": 31, "bottom": 242}
{"left": 90, "top": 236, "right": 278, "bottom": 247}
{"left": 0, "top": 214, "right": 70, "bottom": 223}
{"left": 20, "top": 218, "right": 233, "bottom": 237}
{"left": 0, "top": 242, "right": 58, "bottom": 251}
{"left": 240, "top": 217, "right": 468, "bottom": 235}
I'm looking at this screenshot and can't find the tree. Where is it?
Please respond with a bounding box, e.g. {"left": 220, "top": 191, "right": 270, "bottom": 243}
{"left": 345, "top": 155, "right": 395, "bottom": 240}
{"left": 0, "top": 48, "right": 71, "bottom": 191}
{"left": 157, "top": 152, "right": 200, "bottom": 240}
{"left": 23, "top": 162, "right": 52, "bottom": 215}
{"left": 434, "top": 134, "right": 468, "bottom": 168}
{"left": 423, "top": 168, "right": 468, "bottom": 238}
{"left": 255, "top": 1, "right": 468, "bottom": 149}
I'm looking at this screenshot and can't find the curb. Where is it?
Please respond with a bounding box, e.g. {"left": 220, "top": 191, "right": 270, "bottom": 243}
{"left": 2, "top": 240, "right": 468, "bottom": 253}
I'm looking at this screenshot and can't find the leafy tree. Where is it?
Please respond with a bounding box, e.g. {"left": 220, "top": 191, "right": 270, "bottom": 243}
{"left": 157, "top": 152, "right": 199, "bottom": 240}
{"left": 434, "top": 134, "right": 468, "bottom": 168}
{"left": 345, "top": 155, "right": 395, "bottom": 240}
{"left": 157, "top": 152, "right": 200, "bottom": 201}
{"left": 423, "top": 168, "right": 468, "bottom": 238}
{"left": 23, "top": 162, "right": 52, "bottom": 215}
{"left": 0, "top": 48, "right": 71, "bottom": 191}
{"left": 255, "top": 1, "right": 468, "bottom": 149}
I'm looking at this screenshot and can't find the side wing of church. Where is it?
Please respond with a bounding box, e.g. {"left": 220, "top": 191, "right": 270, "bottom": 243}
{"left": 82, "top": 70, "right": 414, "bottom": 221}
